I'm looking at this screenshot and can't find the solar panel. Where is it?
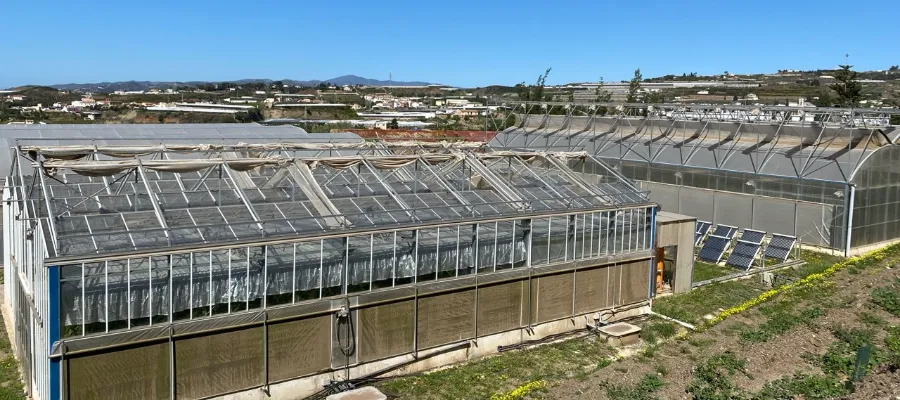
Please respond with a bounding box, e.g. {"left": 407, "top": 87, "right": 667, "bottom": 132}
{"left": 697, "top": 225, "right": 739, "bottom": 263}
{"left": 695, "top": 221, "right": 712, "bottom": 245}
{"left": 739, "top": 229, "right": 766, "bottom": 245}
{"left": 698, "top": 236, "right": 730, "bottom": 263}
{"left": 765, "top": 234, "right": 797, "bottom": 262}
{"left": 725, "top": 241, "right": 761, "bottom": 270}
{"left": 725, "top": 230, "right": 766, "bottom": 270}
{"left": 711, "top": 224, "right": 738, "bottom": 238}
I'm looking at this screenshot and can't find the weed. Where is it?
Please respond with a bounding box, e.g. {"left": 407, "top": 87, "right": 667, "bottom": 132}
{"left": 871, "top": 279, "right": 900, "bottom": 316}
{"left": 816, "top": 328, "right": 878, "bottom": 377}
{"left": 641, "top": 320, "right": 677, "bottom": 345}
{"left": 752, "top": 373, "right": 848, "bottom": 400}
{"left": 858, "top": 311, "right": 887, "bottom": 327}
{"left": 739, "top": 306, "right": 824, "bottom": 344}
{"left": 602, "top": 373, "right": 665, "bottom": 400}
{"left": 379, "top": 335, "right": 613, "bottom": 399}
{"left": 655, "top": 365, "right": 668, "bottom": 376}
{"left": 640, "top": 345, "right": 657, "bottom": 359}
{"left": 0, "top": 312, "right": 23, "bottom": 400}
{"left": 686, "top": 352, "right": 749, "bottom": 400}
{"left": 884, "top": 326, "right": 900, "bottom": 369}
{"left": 576, "top": 358, "right": 614, "bottom": 381}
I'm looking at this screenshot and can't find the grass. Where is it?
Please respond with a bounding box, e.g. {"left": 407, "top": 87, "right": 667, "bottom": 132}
{"left": 686, "top": 352, "right": 749, "bottom": 400}
{"left": 378, "top": 335, "right": 614, "bottom": 399}
{"left": 640, "top": 318, "right": 678, "bottom": 345}
{"left": 601, "top": 373, "right": 665, "bottom": 400}
{"left": 776, "top": 250, "right": 844, "bottom": 280}
{"left": 739, "top": 306, "right": 823, "bottom": 344}
{"left": 871, "top": 278, "right": 900, "bottom": 316}
{"left": 0, "top": 311, "right": 24, "bottom": 400}
{"left": 858, "top": 311, "right": 887, "bottom": 327}
{"left": 753, "top": 373, "right": 848, "bottom": 400}
{"left": 653, "top": 279, "right": 767, "bottom": 324}
{"left": 692, "top": 261, "right": 736, "bottom": 282}
{"left": 655, "top": 250, "right": 844, "bottom": 325}
{"left": 374, "top": 245, "right": 889, "bottom": 399}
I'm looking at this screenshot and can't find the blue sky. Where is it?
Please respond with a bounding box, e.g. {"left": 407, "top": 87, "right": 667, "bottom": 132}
{"left": 1, "top": 0, "right": 898, "bottom": 89}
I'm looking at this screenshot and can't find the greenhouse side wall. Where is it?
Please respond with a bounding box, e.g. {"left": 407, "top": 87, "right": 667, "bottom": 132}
{"left": 58, "top": 259, "right": 653, "bottom": 400}
{"left": 586, "top": 158, "right": 849, "bottom": 251}
{"left": 850, "top": 146, "right": 900, "bottom": 249}
{"left": 48, "top": 206, "right": 658, "bottom": 400}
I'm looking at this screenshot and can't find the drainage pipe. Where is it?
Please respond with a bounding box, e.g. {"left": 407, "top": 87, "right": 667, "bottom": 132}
{"left": 649, "top": 311, "right": 696, "bottom": 331}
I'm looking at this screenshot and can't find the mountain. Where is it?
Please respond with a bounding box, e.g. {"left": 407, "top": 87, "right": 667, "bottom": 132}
{"left": 48, "top": 75, "right": 436, "bottom": 92}
{"left": 315, "top": 75, "right": 432, "bottom": 87}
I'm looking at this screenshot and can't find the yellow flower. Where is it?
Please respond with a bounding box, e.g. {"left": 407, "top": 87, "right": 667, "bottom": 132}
{"left": 490, "top": 380, "right": 548, "bottom": 400}
{"left": 703, "top": 244, "right": 893, "bottom": 328}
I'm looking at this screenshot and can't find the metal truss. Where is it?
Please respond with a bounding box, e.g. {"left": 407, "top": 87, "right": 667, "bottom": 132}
{"left": 489, "top": 101, "right": 898, "bottom": 183}
{"left": 12, "top": 142, "right": 649, "bottom": 259}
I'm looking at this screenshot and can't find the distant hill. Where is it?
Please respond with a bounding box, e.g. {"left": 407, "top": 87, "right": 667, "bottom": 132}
{"left": 49, "top": 75, "right": 436, "bottom": 93}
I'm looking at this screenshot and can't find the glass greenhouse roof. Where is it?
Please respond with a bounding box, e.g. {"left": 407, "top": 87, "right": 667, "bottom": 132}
{"left": 11, "top": 140, "right": 648, "bottom": 259}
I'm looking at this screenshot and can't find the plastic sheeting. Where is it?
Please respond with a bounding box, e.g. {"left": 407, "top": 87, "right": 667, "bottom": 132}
{"left": 61, "top": 236, "right": 528, "bottom": 328}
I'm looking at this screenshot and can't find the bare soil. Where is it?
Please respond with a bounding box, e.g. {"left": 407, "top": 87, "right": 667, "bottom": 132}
{"left": 542, "top": 264, "right": 900, "bottom": 399}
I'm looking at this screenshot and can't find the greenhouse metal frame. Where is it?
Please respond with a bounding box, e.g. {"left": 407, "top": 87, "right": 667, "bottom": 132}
{"left": 4, "top": 138, "right": 657, "bottom": 400}
{"left": 489, "top": 101, "right": 900, "bottom": 254}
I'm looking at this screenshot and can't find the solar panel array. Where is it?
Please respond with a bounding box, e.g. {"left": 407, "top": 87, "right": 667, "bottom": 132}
{"left": 765, "top": 234, "right": 797, "bottom": 261}
{"left": 725, "top": 229, "right": 766, "bottom": 270}
{"left": 697, "top": 225, "right": 739, "bottom": 263}
{"left": 695, "top": 221, "right": 712, "bottom": 245}
{"left": 710, "top": 225, "right": 738, "bottom": 238}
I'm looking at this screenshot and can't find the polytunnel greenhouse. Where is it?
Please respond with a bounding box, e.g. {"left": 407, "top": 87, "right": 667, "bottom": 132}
{"left": 2, "top": 124, "right": 658, "bottom": 400}
{"left": 491, "top": 102, "right": 900, "bottom": 255}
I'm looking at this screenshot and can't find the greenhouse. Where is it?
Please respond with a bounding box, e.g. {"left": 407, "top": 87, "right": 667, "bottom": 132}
{"left": 492, "top": 103, "right": 900, "bottom": 255}
{"left": 3, "top": 127, "right": 657, "bottom": 399}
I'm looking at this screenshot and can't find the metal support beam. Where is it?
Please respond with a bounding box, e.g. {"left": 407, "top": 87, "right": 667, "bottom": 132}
{"left": 135, "top": 163, "right": 172, "bottom": 245}
{"left": 35, "top": 156, "right": 60, "bottom": 253}
{"left": 221, "top": 166, "right": 266, "bottom": 235}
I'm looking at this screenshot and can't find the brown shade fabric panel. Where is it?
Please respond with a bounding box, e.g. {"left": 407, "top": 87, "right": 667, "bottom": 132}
{"left": 417, "top": 290, "right": 476, "bottom": 349}
{"left": 175, "top": 327, "right": 264, "bottom": 399}
{"left": 620, "top": 260, "right": 651, "bottom": 305}
{"left": 608, "top": 264, "right": 623, "bottom": 306}
{"left": 66, "top": 343, "right": 168, "bottom": 400}
{"left": 268, "top": 315, "right": 331, "bottom": 382}
{"left": 358, "top": 300, "right": 415, "bottom": 363}
{"left": 534, "top": 272, "right": 574, "bottom": 323}
{"left": 477, "top": 281, "right": 524, "bottom": 336}
{"left": 574, "top": 266, "right": 611, "bottom": 314}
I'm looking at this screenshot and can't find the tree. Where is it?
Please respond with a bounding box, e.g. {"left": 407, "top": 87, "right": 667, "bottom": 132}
{"left": 830, "top": 65, "right": 862, "bottom": 107}
{"left": 890, "top": 65, "right": 899, "bottom": 72}
{"left": 387, "top": 118, "right": 400, "bottom": 129}
{"left": 594, "top": 76, "right": 612, "bottom": 103}
{"left": 646, "top": 91, "right": 664, "bottom": 104}
{"left": 814, "top": 90, "right": 834, "bottom": 107}
{"left": 517, "top": 68, "right": 552, "bottom": 102}
{"left": 626, "top": 68, "right": 642, "bottom": 103}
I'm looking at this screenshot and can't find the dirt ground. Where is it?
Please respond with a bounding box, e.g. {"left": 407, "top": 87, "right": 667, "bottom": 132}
{"left": 542, "top": 263, "right": 900, "bottom": 399}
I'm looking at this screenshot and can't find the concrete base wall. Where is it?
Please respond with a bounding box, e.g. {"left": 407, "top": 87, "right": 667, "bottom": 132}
{"left": 215, "top": 304, "right": 649, "bottom": 400}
